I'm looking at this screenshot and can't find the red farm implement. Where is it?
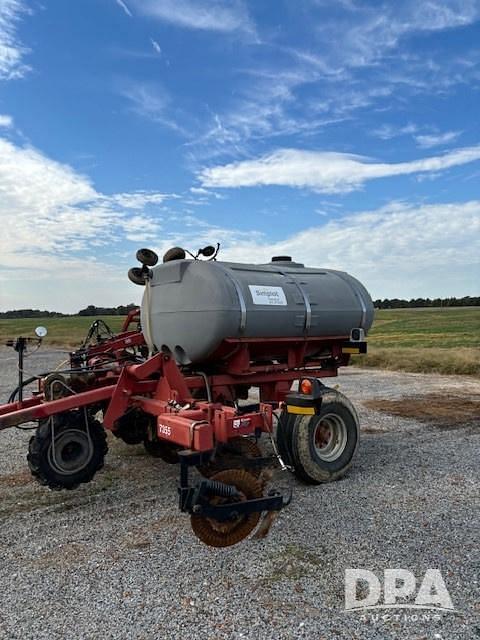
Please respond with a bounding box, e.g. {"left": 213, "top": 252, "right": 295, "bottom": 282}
{"left": 0, "top": 246, "right": 370, "bottom": 547}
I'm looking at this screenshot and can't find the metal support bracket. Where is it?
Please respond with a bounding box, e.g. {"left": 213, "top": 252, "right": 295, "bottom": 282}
{"left": 177, "top": 449, "right": 289, "bottom": 520}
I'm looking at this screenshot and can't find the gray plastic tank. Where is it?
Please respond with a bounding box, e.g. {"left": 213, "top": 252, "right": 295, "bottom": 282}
{"left": 141, "top": 257, "right": 374, "bottom": 365}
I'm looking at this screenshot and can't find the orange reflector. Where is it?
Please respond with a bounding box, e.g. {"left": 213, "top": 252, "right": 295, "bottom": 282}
{"left": 300, "top": 379, "right": 313, "bottom": 395}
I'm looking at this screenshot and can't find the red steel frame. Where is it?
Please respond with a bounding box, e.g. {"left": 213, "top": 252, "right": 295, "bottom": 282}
{"left": 0, "top": 312, "right": 353, "bottom": 452}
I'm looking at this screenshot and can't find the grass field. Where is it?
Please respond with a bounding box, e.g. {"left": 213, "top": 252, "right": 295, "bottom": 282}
{"left": 0, "top": 308, "right": 478, "bottom": 376}
{"left": 353, "top": 307, "right": 480, "bottom": 376}
{"left": 0, "top": 316, "right": 125, "bottom": 348}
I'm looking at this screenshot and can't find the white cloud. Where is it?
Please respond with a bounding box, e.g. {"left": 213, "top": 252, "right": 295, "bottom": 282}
{"left": 188, "top": 2, "right": 480, "bottom": 156}
{"left": 190, "top": 187, "right": 210, "bottom": 196}
{"left": 216, "top": 200, "right": 480, "bottom": 298}
{"left": 189, "top": 186, "right": 225, "bottom": 200}
{"left": 115, "top": 0, "right": 132, "bottom": 17}
{"left": 110, "top": 191, "right": 170, "bottom": 209}
{"left": 0, "top": 113, "right": 13, "bottom": 127}
{"left": 0, "top": 138, "right": 97, "bottom": 215}
{"left": 0, "top": 137, "right": 178, "bottom": 311}
{"left": 371, "top": 125, "right": 462, "bottom": 149}
{"left": 0, "top": 0, "right": 30, "bottom": 79}
{"left": 119, "top": 82, "right": 188, "bottom": 134}
{"left": 321, "top": 0, "right": 480, "bottom": 71}
{"left": 0, "top": 139, "right": 174, "bottom": 251}
{"left": 415, "top": 131, "right": 461, "bottom": 148}
{"left": 132, "top": 200, "right": 479, "bottom": 299}
{"left": 150, "top": 38, "right": 161, "bottom": 54}
{"left": 0, "top": 257, "right": 139, "bottom": 314}
{"left": 200, "top": 145, "right": 480, "bottom": 193}
{"left": 131, "top": 0, "right": 255, "bottom": 35}
{"left": 186, "top": 68, "right": 349, "bottom": 160}
{"left": 371, "top": 123, "right": 418, "bottom": 140}
{"left": 1, "top": 136, "right": 477, "bottom": 308}
{"left": 120, "top": 214, "right": 162, "bottom": 241}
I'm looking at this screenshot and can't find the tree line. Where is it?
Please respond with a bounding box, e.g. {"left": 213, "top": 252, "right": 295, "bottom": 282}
{"left": 374, "top": 296, "right": 480, "bottom": 309}
{"left": 0, "top": 309, "right": 65, "bottom": 319}
{"left": 0, "top": 304, "right": 137, "bottom": 319}
{"left": 77, "top": 304, "right": 138, "bottom": 317}
{"left": 0, "top": 297, "right": 478, "bottom": 318}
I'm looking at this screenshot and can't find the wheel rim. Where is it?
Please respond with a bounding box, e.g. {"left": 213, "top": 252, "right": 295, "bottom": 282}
{"left": 48, "top": 429, "right": 94, "bottom": 475}
{"left": 313, "top": 413, "right": 348, "bottom": 461}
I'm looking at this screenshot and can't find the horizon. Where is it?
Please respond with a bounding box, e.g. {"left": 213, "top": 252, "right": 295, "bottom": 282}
{"left": 1, "top": 1, "right": 479, "bottom": 313}
{"left": 2, "top": 294, "right": 479, "bottom": 317}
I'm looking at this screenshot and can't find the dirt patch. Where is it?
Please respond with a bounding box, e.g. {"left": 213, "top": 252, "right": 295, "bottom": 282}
{"left": 364, "top": 393, "right": 480, "bottom": 429}
{"left": 0, "top": 470, "right": 33, "bottom": 488}
{"left": 361, "top": 426, "right": 388, "bottom": 434}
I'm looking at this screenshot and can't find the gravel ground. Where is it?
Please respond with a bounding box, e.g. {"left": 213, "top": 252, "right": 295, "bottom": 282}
{"left": 0, "top": 347, "right": 478, "bottom": 640}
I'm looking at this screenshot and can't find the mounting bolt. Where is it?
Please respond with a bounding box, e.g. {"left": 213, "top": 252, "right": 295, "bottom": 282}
{"left": 193, "top": 505, "right": 202, "bottom": 513}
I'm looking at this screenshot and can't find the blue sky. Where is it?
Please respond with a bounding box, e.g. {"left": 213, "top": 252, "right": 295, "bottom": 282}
{"left": 0, "top": 0, "right": 479, "bottom": 312}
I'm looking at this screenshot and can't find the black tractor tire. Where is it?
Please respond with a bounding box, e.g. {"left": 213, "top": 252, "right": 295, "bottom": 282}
{"left": 113, "top": 409, "right": 150, "bottom": 445}
{"left": 275, "top": 411, "right": 297, "bottom": 468}
{"left": 27, "top": 411, "right": 108, "bottom": 490}
{"left": 278, "top": 388, "right": 359, "bottom": 484}
{"left": 143, "top": 438, "right": 181, "bottom": 464}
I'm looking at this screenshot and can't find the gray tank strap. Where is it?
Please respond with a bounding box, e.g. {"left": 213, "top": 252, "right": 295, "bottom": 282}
{"left": 333, "top": 271, "right": 368, "bottom": 328}
{"left": 215, "top": 265, "right": 247, "bottom": 333}
{"left": 278, "top": 271, "right": 312, "bottom": 333}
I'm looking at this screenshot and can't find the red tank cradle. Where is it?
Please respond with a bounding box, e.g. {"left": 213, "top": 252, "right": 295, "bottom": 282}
{"left": 0, "top": 310, "right": 357, "bottom": 451}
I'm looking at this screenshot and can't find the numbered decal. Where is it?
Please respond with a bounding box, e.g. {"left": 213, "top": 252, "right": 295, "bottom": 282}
{"left": 158, "top": 423, "right": 172, "bottom": 437}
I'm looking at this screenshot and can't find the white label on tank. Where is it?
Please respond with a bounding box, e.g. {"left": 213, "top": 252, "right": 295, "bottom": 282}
{"left": 248, "top": 285, "right": 287, "bottom": 306}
